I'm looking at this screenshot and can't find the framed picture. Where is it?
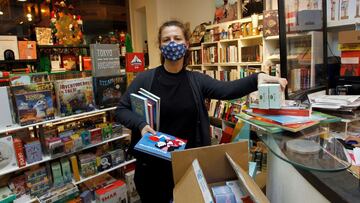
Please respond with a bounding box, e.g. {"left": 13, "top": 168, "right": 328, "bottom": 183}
{"left": 214, "top": 0, "right": 239, "bottom": 23}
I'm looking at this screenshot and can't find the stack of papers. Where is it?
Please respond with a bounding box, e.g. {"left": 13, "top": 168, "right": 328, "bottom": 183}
{"left": 308, "top": 91, "right": 360, "bottom": 110}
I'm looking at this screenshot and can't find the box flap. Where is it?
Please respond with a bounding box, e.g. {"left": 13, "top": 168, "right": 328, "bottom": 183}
{"left": 172, "top": 141, "right": 248, "bottom": 185}
{"left": 173, "top": 159, "right": 214, "bottom": 203}
{"left": 226, "top": 153, "right": 269, "bottom": 203}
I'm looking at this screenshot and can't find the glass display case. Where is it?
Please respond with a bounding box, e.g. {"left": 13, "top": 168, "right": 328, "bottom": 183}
{"left": 278, "top": 0, "right": 327, "bottom": 99}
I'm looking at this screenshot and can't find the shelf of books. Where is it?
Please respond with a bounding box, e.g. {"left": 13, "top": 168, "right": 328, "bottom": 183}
{"left": 0, "top": 107, "right": 117, "bottom": 134}
{"left": 0, "top": 133, "right": 130, "bottom": 177}
{"left": 73, "top": 159, "right": 136, "bottom": 185}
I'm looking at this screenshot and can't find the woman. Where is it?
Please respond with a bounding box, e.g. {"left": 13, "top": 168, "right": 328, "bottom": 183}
{"left": 116, "top": 20, "right": 287, "bottom": 203}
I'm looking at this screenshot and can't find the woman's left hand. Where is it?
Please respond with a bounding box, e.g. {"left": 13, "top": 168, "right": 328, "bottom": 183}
{"left": 258, "top": 73, "right": 288, "bottom": 91}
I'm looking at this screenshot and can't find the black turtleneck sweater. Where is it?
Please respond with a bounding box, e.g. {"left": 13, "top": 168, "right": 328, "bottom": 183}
{"left": 150, "top": 65, "right": 197, "bottom": 148}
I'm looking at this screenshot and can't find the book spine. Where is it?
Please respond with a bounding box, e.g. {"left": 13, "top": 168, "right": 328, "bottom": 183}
{"left": 252, "top": 108, "right": 310, "bottom": 117}
{"left": 70, "top": 155, "right": 81, "bottom": 182}
{"left": 13, "top": 138, "right": 26, "bottom": 167}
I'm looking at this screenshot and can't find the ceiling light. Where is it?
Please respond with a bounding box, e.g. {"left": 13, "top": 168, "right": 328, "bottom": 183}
{"left": 19, "top": 21, "right": 24, "bottom": 24}
{"left": 41, "top": 9, "right": 46, "bottom": 13}
{"left": 18, "top": 0, "right": 27, "bottom": 2}
{"left": 27, "top": 17, "right": 32, "bottom": 21}
{"left": 26, "top": 13, "right": 32, "bottom": 18}
{"left": 0, "top": 11, "right": 3, "bottom": 15}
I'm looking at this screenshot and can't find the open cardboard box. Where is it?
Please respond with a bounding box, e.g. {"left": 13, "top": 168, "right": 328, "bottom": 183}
{"left": 172, "top": 141, "right": 269, "bottom": 203}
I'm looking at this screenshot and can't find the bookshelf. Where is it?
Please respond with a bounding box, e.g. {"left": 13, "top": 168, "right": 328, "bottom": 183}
{"left": 188, "top": 15, "right": 264, "bottom": 81}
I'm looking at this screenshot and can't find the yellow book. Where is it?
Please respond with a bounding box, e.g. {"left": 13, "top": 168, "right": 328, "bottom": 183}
{"left": 70, "top": 155, "right": 80, "bottom": 182}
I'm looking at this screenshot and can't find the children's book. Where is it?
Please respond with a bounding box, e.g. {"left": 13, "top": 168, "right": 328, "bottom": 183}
{"left": 236, "top": 110, "right": 337, "bottom": 133}
{"left": 138, "top": 88, "right": 160, "bottom": 131}
{"left": 134, "top": 132, "right": 187, "bottom": 161}
{"left": 130, "top": 93, "right": 149, "bottom": 124}
{"left": 245, "top": 109, "right": 325, "bottom": 125}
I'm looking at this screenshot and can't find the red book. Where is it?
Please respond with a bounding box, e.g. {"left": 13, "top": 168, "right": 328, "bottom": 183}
{"left": 252, "top": 108, "right": 311, "bottom": 117}
{"left": 13, "top": 138, "right": 26, "bottom": 167}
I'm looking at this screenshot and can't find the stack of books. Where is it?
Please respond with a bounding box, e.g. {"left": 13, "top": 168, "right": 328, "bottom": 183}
{"left": 237, "top": 102, "right": 334, "bottom": 133}
{"left": 130, "top": 88, "right": 160, "bottom": 131}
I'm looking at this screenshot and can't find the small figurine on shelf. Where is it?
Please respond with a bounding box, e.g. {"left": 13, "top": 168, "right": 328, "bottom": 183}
{"left": 228, "top": 26, "right": 233, "bottom": 39}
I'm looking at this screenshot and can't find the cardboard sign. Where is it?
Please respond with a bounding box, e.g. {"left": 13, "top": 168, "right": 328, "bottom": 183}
{"left": 126, "top": 53, "right": 144, "bottom": 72}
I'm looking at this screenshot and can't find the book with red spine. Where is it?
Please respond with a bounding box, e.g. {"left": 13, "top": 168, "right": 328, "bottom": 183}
{"left": 252, "top": 107, "right": 311, "bottom": 117}
{"left": 13, "top": 138, "right": 26, "bottom": 167}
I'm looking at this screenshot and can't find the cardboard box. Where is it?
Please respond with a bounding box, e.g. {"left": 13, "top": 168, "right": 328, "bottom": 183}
{"left": 258, "top": 84, "right": 270, "bottom": 109}
{"left": 339, "top": 30, "right": 360, "bottom": 44}
{"left": 172, "top": 142, "right": 269, "bottom": 203}
{"left": 95, "top": 180, "right": 127, "bottom": 203}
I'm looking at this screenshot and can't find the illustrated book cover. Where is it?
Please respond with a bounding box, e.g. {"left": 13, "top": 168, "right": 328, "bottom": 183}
{"left": 134, "top": 132, "right": 187, "bottom": 161}
{"left": 14, "top": 90, "right": 55, "bottom": 125}
{"left": 90, "top": 44, "right": 121, "bottom": 77}
{"left": 130, "top": 93, "right": 149, "bottom": 124}
{"left": 18, "top": 41, "right": 37, "bottom": 60}
{"left": 93, "top": 75, "right": 126, "bottom": 109}
{"left": 55, "top": 77, "right": 95, "bottom": 116}
{"left": 138, "top": 88, "right": 160, "bottom": 131}
{"left": 35, "top": 27, "right": 53, "bottom": 45}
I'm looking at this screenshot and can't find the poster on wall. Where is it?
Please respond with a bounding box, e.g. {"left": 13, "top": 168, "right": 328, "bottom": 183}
{"left": 214, "top": 0, "right": 239, "bottom": 23}
{"left": 126, "top": 53, "right": 145, "bottom": 72}
{"left": 327, "top": 0, "right": 360, "bottom": 27}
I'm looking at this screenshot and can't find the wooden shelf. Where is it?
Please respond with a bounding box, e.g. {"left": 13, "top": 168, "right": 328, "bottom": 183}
{"left": 189, "top": 46, "right": 201, "bottom": 51}
{"left": 241, "top": 35, "right": 262, "bottom": 40}
{"left": 38, "top": 45, "right": 90, "bottom": 49}
{"left": 206, "top": 15, "right": 263, "bottom": 29}
{"left": 202, "top": 41, "right": 218, "bottom": 46}
{"left": 239, "top": 62, "right": 262, "bottom": 66}
{"left": 0, "top": 59, "right": 38, "bottom": 64}
{"left": 218, "top": 38, "right": 239, "bottom": 43}
{"left": 0, "top": 133, "right": 130, "bottom": 177}
{"left": 0, "top": 107, "right": 117, "bottom": 134}
{"left": 218, "top": 63, "right": 238, "bottom": 66}
{"left": 73, "top": 159, "right": 136, "bottom": 185}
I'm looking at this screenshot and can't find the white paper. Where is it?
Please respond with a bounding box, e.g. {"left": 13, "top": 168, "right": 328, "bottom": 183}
{"left": 353, "top": 147, "right": 360, "bottom": 166}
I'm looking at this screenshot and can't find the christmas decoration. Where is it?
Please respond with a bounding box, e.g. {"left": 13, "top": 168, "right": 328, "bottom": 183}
{"left": 50, "top": 0, "right": 83, "bottom": 46}
{"left": 125, "top": 34, "right": 133, "bottom": 53}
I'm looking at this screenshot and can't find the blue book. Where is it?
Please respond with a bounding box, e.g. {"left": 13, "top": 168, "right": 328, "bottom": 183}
{"left": 134, "top": 132, "right": 187, "bottom": 161}
{"left": 138, "top": 88, "right": 160, "bottom": 131}
{"left": 130, "top": 93, "right": 149, "bottom": 124}
{"left": 247, "top": 109, "right": 325, "bottom": 125}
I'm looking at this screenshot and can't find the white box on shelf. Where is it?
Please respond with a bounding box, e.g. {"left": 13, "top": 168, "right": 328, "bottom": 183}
{"left": 0, "top": 87, "right": 15, "bottom": 128}
{"left": 0, "top": 35, "right": 19, "bottom": 60}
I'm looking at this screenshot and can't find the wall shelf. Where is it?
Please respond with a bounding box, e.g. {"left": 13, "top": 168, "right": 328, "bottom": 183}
{"left": 0, "top": 107, "right": 117, "bottom": 134}
{"left": 72, "top": 159, "right": 136, "bottom": 185}
{"left": 0, "top": 133, "right": 129, "bottom": 177}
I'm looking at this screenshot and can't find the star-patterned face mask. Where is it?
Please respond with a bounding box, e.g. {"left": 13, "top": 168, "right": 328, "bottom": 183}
{"left": 160, "top": 41, "right": 187, "bottom": 61}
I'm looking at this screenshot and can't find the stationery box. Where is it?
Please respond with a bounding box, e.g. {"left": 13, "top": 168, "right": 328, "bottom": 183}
{"left": 211, "top": 185, "right": 236, "bottom": 203}
{"left": 0, "top": 136, "right": 18, "bottom": 171}
{"left": 24, "top": 139, "right": 43, "bottom": 164}
{"left": 95, "top": 180, "right": 127, "bottom": 203}
{"left": 258, "top": 84, "right": 270, "bottom": 109}
{"left": 0, "top": 87, "right": 16, "bottom": 128}
{"left": 268, "top": 84, "right": 281, "bottom": 109}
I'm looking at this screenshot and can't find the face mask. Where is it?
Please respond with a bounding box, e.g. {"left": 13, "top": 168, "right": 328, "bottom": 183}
{"left": 160, "top": 41, "right": 187, "bottom": 61}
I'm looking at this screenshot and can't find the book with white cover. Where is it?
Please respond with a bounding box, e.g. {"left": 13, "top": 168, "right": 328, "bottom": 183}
{"left": 0, "top": 35, "right": 19, "bottom": 60}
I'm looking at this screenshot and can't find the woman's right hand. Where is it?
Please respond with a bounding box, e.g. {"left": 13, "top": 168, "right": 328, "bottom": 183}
{"left": 141, "top": 125, "right": 157, "bottom": 136}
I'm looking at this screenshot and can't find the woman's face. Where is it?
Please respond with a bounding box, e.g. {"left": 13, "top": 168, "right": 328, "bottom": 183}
{"left": 160, "top": 25, "right": 188, "bottom": 48}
